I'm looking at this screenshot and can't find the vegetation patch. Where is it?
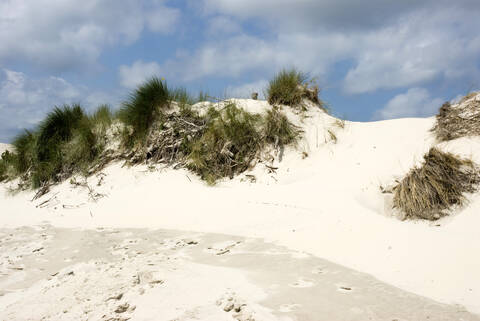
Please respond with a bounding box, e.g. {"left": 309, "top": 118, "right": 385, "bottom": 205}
{"left": 1, "top": 104, "right": 115, "bottom": 189}
{"left": 393, "top": 147, "right": 480, "bottom": 220}
{"left": 118, "top": 77, "right": 171, "bottom": 148}
{"left": 431, "top": 93, "right": 480, "bottom": 141}
{"left": 263, "top": 108, "right": 301, "bottom": 148}
{"left": 2, "top": 75, "right": 305, "bottom": 189}
{"left": 267, "top": 68, "right": 321, "bottom": 108}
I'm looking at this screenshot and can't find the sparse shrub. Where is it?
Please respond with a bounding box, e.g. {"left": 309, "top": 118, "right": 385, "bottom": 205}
{"left": 431, "top": 93, "right": 480, "bottom": 141}
{"left": 187, "top": 103, "right": 263, "bottom": 184}
{"left": 393, "top": 147, "right": 480, "bottom": 220}
{"left": 118, "top": 77, "right": 170, "bottom": 147}
{"left": 263, "top": 108, "right": 300, "bottom": 147}
{"left": 267, "top": 68, "right": 321, "bottom": 108}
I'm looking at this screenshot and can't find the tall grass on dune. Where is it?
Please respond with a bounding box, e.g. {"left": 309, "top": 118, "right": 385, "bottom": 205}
{"left": 393, "top": 147, "right": 480, "bottom": 220}
{"left": 118, "top": 77, "right": 170, "bottom": 147}
{"left": 2, "top": 104, "right": 103, "bottom": 188}
{"left": 2, "top": 74, "right": 307, "bottom": 189}
{"left": 90, "top": 104, "right": 113, "bottom": 130}
{"left": 32, "top": 104, "right": 97, "bottom": 187}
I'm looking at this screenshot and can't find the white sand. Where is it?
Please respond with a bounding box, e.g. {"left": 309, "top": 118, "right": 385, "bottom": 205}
{"left": 0, "top": 143, "right": 11, "bottom": 155}
{"left": 1, "top": 96, "right": 480, "bottom": 317}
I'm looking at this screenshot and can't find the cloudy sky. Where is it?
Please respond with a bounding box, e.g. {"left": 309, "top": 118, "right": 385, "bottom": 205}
{"left": 0, "top": 0, "right": 479, "bottom": 142}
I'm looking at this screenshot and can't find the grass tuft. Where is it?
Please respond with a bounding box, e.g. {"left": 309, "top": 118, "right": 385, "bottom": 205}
{"left": 118, "top": 77, "right": 170, "bottom": 147}
{"left": 33, "top": 104, "right": 96, "bottom": 187}
{"left": 393, "top": 147, "right": 480, "bottom": 220}
{"left": 187, "top": 103, "right": 263, "bottom": 184}
{"left": 267, "top": 68, "right": 321, "bottom": 108}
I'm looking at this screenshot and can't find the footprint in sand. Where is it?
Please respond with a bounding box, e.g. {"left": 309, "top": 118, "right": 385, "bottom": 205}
{"left": 289, "top": 278, "right": 315, "bottom": 288}
{"left": 279, "top": 303, "right": 301, "bottom": 312}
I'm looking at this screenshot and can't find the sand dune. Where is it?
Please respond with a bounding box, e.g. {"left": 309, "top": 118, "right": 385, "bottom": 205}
{"left": 1, "top": 97, "right": 480, "bottom": 319}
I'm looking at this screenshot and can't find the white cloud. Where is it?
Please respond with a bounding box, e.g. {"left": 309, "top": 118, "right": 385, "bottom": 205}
{"left": 226, "top": 80, "right": 268, "bottom": 99}
{"left": 374, "top": 88, "right": 443, "bottom": 120}
{"left": 0, "top": 0, "right": 180, "bottom": 71}
{"left": 0, "top": 68, "right": 116, "bottom": 142}
{"left": 161, "top": 32, "right": 352, "bottom": 82}
{"left": 146, "top": 5, "right": 181, "bottom": 33}
{"left": 176, "top": 1, "right": 480, "bottom": 95}
{"left": 343, "top": 8, "right": 480, "bottom": 93}
{"left": 202, "top": 0, "right": 441, "bottom": 31}
{"left": 118, "top": 60, "right": 163, "bottom": 89}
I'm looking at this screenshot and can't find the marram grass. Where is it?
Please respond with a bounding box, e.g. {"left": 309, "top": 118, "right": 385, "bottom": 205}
{"left": 393, "top": 147, "right": 480, "bottom": 220}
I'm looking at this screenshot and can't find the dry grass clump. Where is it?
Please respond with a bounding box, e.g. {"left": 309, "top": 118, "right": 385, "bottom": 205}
{"left": 431, "top": 93, "right": 480, "bottom": 141}
{"left": 263, "top": 108, "right": 301, "bottom": 148}
{"left": 393, "top": 147, "right": 480, "bottom": 220}
{"left": 267, "top": 68, "right": 321, "bottom": 108}
{"left": 187, "top": 103, "right": 263, "bottom": 184}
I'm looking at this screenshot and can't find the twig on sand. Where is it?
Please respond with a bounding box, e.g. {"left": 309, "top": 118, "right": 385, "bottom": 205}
{"left": 31, "top": 183, "right": 52, "bottom": 201}
{"left": 35, "top": 192, "right": 59, "bottom": 208}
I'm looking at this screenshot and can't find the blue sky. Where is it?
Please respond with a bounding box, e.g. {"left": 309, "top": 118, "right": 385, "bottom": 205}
{"left": 1, "top": 0, "right": 479, "bottom": 142}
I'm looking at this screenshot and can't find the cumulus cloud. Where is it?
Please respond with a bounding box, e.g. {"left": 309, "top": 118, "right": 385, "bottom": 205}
{"left": 0, "top": 0, "right": 180, "bottom": 71}
{"left": 118, "top": 60, "right": 163, "bottom": 89}
{"left": 374, "top": 88, "right": 443, "bottom": 120}
{"left": 0, "top": 69, "right": 115, "bottom": 142}
{"left": 161, "top": 32, "right": 352, "bottom": 82}
{"left": 171, "top": 0, "right": 480, "bottom": 95}
{"left": 343, "top": 8, "right": 480, "bottom": 93}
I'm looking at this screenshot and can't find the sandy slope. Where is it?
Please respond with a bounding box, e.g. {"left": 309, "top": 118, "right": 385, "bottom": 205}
{"left": 1, "top": 98, "right": 480, "bottom": 317}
